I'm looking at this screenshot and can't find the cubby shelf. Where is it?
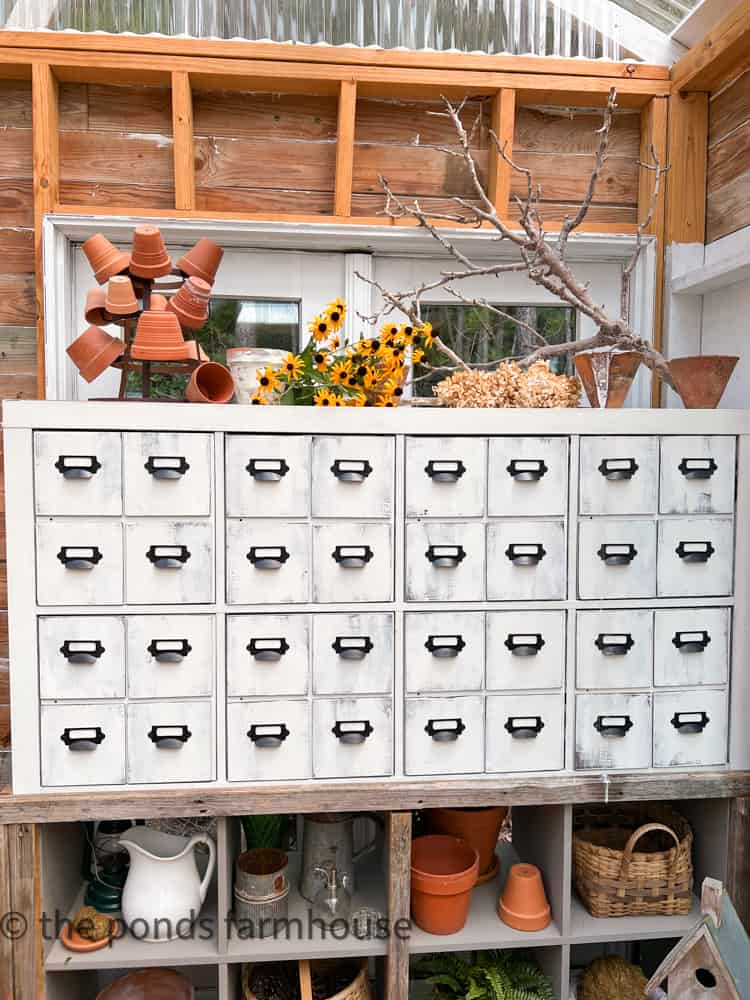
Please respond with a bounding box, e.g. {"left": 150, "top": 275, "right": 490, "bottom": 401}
{"left": 568, "top": 893, "right": 701, "bottom": 944}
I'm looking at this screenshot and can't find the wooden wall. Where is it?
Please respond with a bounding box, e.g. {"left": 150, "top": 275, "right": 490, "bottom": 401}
{"left": 707, "top": 69, "right": 750, "bottom": 243}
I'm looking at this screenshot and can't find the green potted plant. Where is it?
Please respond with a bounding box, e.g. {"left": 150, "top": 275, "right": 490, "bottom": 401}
{"left": 418, "top": 950, "right": 554, "bottom": 1000}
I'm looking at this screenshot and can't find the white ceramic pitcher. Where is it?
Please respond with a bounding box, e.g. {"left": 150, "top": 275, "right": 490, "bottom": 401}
{"left": 118, "top": 827, "right": 215, "bottom": 943}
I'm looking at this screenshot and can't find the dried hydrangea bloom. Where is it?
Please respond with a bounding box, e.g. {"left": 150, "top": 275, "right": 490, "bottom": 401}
{"left": 434, "top": 362, "right": 579, "bottom": 408}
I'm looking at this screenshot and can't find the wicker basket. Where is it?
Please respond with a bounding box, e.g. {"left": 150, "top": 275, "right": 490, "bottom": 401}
{"left": 573, "top": 804, "right": 693, "bottom": 918}
{"left": 243, "top": 958, "right": 371, "bottom": 1000}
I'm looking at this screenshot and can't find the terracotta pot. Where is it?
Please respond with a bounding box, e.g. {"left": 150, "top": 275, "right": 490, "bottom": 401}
{"left": 498, "top": 862, "right": 551, "bottom": 932}
{"left": 410, "top": 834, "right": 479, "bottom": 935}
{"left": 105, "top": 275, "right": 139, "bottom": 316}
{"left": 84, "top": 288, "right": 111, "bottom": 326}
{"left": 129, "top": 224, "right": 173, "bottom": 279}
{"left": 82, "top": 233, "right": 131, "bottom": 285}
{"left": 668, "top": 355, "right": 739, "bottom": 408}
{"left": 425, "top": 806, "right": 507, "bottom": 878}
{"left": 185, "top": 361, "right": 235, "bottom": 403}
{"left": 96, "top": 967, "right": 194, "bottom": 999}
{"left": 575, "top": 350, "right": 642, "bottom": 408}
{"left": 177, "top": 237, "right": 224, "bottom": 284}
{"left": 66, "top": 326, "right": 124, "bottom": 383}
{"left": 183, "top": 339, "right": 209, "bottom": 362}
{"left": 167, "top": 276, "right": 211, "bottom": 330}
{"left": 131, "top": 310, "right": 188, "bottom": 361}
{"left": 150, "top": 292, "right": 169, "bottom": 311}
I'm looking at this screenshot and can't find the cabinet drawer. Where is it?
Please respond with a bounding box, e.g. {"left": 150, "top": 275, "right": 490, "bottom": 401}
{"left": 226, "top": 520, "right": 310, "bottom": 604}
{"left": 486, "top": 611, "right": 565, "bottom": 690}
{"left": 579, "top": 436, "right": 658, "bottom": 515}
{"left": 39, "top": 615, "right": 126, "bottom": 700}
{"left": 575, "top": 693, "right": 651, "bottom": 770}
{"left": 36, "top": 518, "right": 123, "bottom": 606}
{"left": 654, "top": 608, "right": 730, "bottom": 687}
{"left": 312, "top": 612, "right": 393, "bottom": 695}
{"left": 404, "top": 695, "right": 484, "bottom": 776}
{"left": 578, "top": 519, "right": 656, "bottom": 599}
{"left": 227, "top": 614, "right": 310, "bottom": 697}
{"left": 575, "top": 610, "right": 653, "bottom": 690}
{"left": 125, "top": 520, "right": 214, "bottom": 604}
{"left": 404, "top": 611, "right": 485, "bottom": 693}
{"left": 660, "top": 436, "right": 736, "bottom": 515}
{"left": 312, "top": 435, "right": 394, "bottom": 518}
{"left": 405, "top": 437, "right": 486, "bottom": 518}
{"left": 657, "top": 517, "right": 734, "bottom": 597}
{"left": 126, "top": 700, "right": 214, "bottom": 784}
{"left": 225, "top": 434, "right": 310, "bottom": 518}
{"left": 485, "top": 693, "right": 564, "bottom": 773}
{"left": 41, "top": 702, "right": 125, "bottom": 787}
{"left": 312, "top": 522, "right": 393, "bottom": 603}
{"left": 127, "top": 614, "right": 214, "bottom": 699}
{"left": 405, "top": 521, "right": 485, "bottom": 602}
{"left": 486, "top": 520, "right": 566, "bottom": 601}
{"left": 312, "top": 697, "right": 393, "bottom": 778}
{"left": 227, "top": 699, "right": 311, "bottom": 782}
{"left": 123, "top": 432, "right": 212, "bottom": 516}
{"left": 653, "top": 689, "right": 728, "bottom": 768}
{"left": 488, "top": 438, "right": 569, "bottom": 517}
{"left": 34, "top": 431, "right": 122, "bottom": 517}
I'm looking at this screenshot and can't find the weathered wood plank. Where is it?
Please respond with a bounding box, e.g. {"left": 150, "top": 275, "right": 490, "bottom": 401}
{"left": 60, "top": 129, "right": 174, "bottom": 187}
{"left": 351, "top": 192, "right": 637, "bottom": 224}
{"left": 0, "top": 81, "right": 31, "bottom": 130}
{"left": 0, "top": 231, "right": 33, "bottom": 276}
{"left": 194, "top": 89, "right": 338, "bottom": 141}
{"left": 172, "top": 71, "right": 196, "bottom": 211}
{"left": 7, "top": 824, "right": 39, "bottom": 999}
{"left": 515, "top": 106, "right": 640, "bottom": 156}
{"left": 356, "top": 96, "right": 487, "bottom": 147}
{"left": 672, "top": 0, "right": 750, "bottom": 93}
{"left": 709, "top": 68, "right": 750, "bottom": 146}
{"left": 195, "top": 134, "right": 336, "bottom": 192}
{"left": 195, "top": 186, "right": 333, "bottom": 214}
{"left": 0, "top": 279, "right": 35, "bottom": 328}
{"left": 59, "top": 179, "right": 176, "bottom": 209}
{"left": 0, "top": 182, "right": 33, "bottom": 228}
{"left": 707, "top": 169, "right": 750, "bottom": 242}
{"left": 708, "top": 120, "right": 750, "bottom": 193}
{"left": 87, "top": 83, "right": 172, "bottom": 134}
{"left": 0, "top": 826, "right": 13, "bottom": 999}
{"left": 727, "top": 797, "right": 750, "bottom": 932}
{"left": 0, "top": 130, "right": 32, "bottom": 177}
{"left": 386, "top": 812, "right": 411, "bottom": 1000}
{"left": 0, "top": 327, "right": 36, "bottom": 362}
{"left": 0, "top": 613, "right": 8, "bottom": 659}
{"left": 667, "top": 91, "right": 708, "bottom": 244}
{"left": 57, "top": 81, "right": 87, "bottom": 130}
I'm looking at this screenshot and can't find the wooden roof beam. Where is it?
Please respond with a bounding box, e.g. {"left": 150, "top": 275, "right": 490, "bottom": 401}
{"left": 672, "top": 0, "right": 750, "bottom": 92}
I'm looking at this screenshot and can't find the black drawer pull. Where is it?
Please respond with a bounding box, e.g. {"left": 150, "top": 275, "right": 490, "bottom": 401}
{"left": 248, "top": 637, "right": 289, "bottom": 660}
{"left": 672, "top": 630, "right": 711, "bottom": 653}
{"left": 505, "top": 716, "right": 544, "bottom": 739}
{"left": 248, "top": 723, "right": 290, "bottom": 748}
{"left": 671, "top": 711, "right": 710, "bottom": 734}
{"left": 331, "top": 459, "right": 372, "bottom": 482}
{"left": 332, "top": 719, "right": 373, "bottom": 744}
{"left": 148, "top": 724, "right": 192, "bottom": 748}
{"left": 425, "top": 634, "right": 466, "bottom": 657}
{"left": 61, "top": 727, "right": 105, "bottom": 750}
{"left": 504, "top": 633, "right": 545, "bottom": 656}
{"left": 55, "top": 455, "right": 101, "bottom": 478}
{"left": 144, "top": 455, "right": 189, "bottom": 479}
{"left": 594, "top": 715, "right": 633, "bottom": 738}
{"left": 426, "top": 545, "right": 465, "bottom": 567}
{"left": 679, "top": 457, "right": 717, "bottom": 480}
{"left": 507, "top": 459, "right": 548, "bottom": 481}
{"left": 147, "top": 638, "right": 192, "bottom": 662}
{"left": 248, "top": 546, "right": 289, "bottom": 569}
{"left": 425, "top": 459, "right": 465, "bottom": 482}
{"left": 57, "top": 546, "right": 102, "bottom": 569}
{"left": 676, "top": 540, "right": 715, "bottom": 563}
{"left": 598, "top": 457, "right": 638, "bottom": 480}
{"left": 332, "top": 635, "right": 373, "bottom": 659}
{"left": 60, "top": 639, "right": 105, "bottom": 663}
{"left": 147, "top": 544, "right": 191, "bottom": 568}
{"left": 505, "top": 543, "right": 546, "bottom": 565}
{"left": 247, "top": 458, "right": 289, "bottom": 481}
{"left": 595, "top": 633, "right": 635, "bottom": 656}
{"left": 425, "top": 717, "right": 465, "bottom": 741}
{"left": 597, "top": 543, "right": 637, "bottom": 566}
{"left": 332, "top": 545, "right": 373, "bottom": 568}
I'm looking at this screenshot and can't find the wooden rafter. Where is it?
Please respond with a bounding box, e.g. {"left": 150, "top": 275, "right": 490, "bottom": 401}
{"left": 171, "top": 70, "right": 196, "bottom": 211}
{"left": 488, "top": 88, "right": 515, "bottom": 218}
{"left": 667, "top": 91, "right": 709, "bottom": 245}
{"left": 672, "top": 0, "right": 750, "bottom": 92}
{"left": 31, "top": 62, "right": 58, "bottom": 400}
{"left": 334, "top": 79, "right": 357, "bottom": 218}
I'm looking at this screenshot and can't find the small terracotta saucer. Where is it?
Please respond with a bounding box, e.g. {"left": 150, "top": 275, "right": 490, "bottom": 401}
{"left": 475, "top": 855, "right": 500, "bottom": 887}
{"left": 60, "top": 920, "right": 119, "bottom": 952}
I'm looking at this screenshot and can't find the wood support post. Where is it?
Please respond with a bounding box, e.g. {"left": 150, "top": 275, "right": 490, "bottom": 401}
{"left": 0, "top": 823, "right": 41, "bottom": 999}
{"left": 666, "top": 91, "right": 708, "bottom": 247}
{"left": 171, "top": 70, "right": 196, "bottom": 211}
{"left": 488, "top": 88, "right": 515, "bottom": 217}
{"left": 334, "top": 79, "right": 357, "bottom": 218}
{"left": 727, "top": 797, "right": 750, "bottom": 932}
{"left": 32, "top": 62, "right": 59, "bottom": 400}
{"left": 386, "top": 811, "right": 411, "bottom": 1000}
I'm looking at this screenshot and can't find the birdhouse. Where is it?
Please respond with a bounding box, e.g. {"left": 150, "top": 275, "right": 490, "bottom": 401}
{"left": 646, "top": 878, "right": 750, "bottom": 999}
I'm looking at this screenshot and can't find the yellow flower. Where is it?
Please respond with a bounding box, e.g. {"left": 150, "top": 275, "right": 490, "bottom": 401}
{"left": 375, "top": 394, "right": 396, "bottom": 407}
{"left": 328, "top": 335, "right": 340, "bottom": 351}
{"left": 250, "top": 392, "right": 268, "bottom": 405}
{"left": 309, "top": 315, "right": 332, "bottom": 342}
{"left": 333, "top": 395, "right": 345, "bottom": 406}
{"left": 325, "top": 299, "right": 347, "bottom": 330}
{"left": 331, "top": 360, "right": 351, "bottom": 385}
{"left": 412, "top": 347, "right": 425, "bottom": 364}
{"left": 380, "top": 322, "right": 399, "bottom": 340}
{"left": 417, "top": 321, "right": 434, "bottom": 347}
{"left": 257, "top": 367, "right": 280, "bottom": 393}
{"left": 383, "top": 378, "right": 405, "bottom": 399}
{"left": 363, "top": 338, "right": 381, "bottom": 357}
{"left": 348, "top": 390, "right": 366, "bottom": 406}
{"left": 314, "top": 388, "right": 336, "bottom": 407}
{"left": 282, "top": 352, "right": 304, "bottom": 381}
{"left": 363, "top": 368, "right": 378, "bottom": 390}
{"left": 399, "top": 323, "right": 415, "bottom": 343}
{"left": 313, "top": 350, "right": 329, "bottom": 372}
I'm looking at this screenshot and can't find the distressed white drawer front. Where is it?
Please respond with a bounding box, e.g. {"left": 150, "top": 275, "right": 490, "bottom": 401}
{"left": 488, "top": 437, "right": 569, "bottom": 518}
{"left": 123, "top": 432, "right": 212, "bottom": 517}
{"left": 312, "top": 522, "right": 393, "bottom": 603}
{"left": 654, "top": 608, "right": 730, "bottom": 687}
{"left": 312, "top": 697, "right": 393, "bottom": 778}
{"left": 405, "top": 437, "right": 486, "bottom": 518}
{"left": 36, "top": 518, "right": 124, "bottom": 606}
{"left": 405, "top": 521, "right": 485, "bottom": 602}
{"left": 575, "top": 610, "right": 653, "bottom": 690}
{"left": 660, "top": 436, "right": 736, "bottom": 515}
{"left": 578, "top": 519, "right": 656, "bottom": 599}
{"left": 125, "top": 520, "right": 214, "bottom": 604}
{"left": 575, "top": 693, "right": 652, "bottom": 770}
{"left": 39, "top": 615, "right": 126, "bottom": 700}
{"left": 127, "top": 614, "right": 214, "bottom": 699}
{"left": 226, "top": 520, "right": 310, "bottom": 604}
{"left": 312, "top": 435, "right": 394, "bottom": 518}
{"left": 657, "top": 517, "right": 734, "bottom": 597}
{"left": 404, "top": 611, "right": 485, "bottom": 693}
{"left": 126, "top": 700, "right": 214, "bottom": 784}
{"left": 486, "top": 611, "right": 565, "bottom": 690}
{"left": 653, "top": 689, "right": 728, "bottom": 768}
{"left": 225, "top": 434, "right": 310, "bottom": 518}
{"left": 227, "top": 613, "right": 310, "bottom": 697}
{"left": 227, "top": 699, "right": 311, "bottom": 781}
{"left": 485, "top": 693, "right": 564, "bottom": 772}
{"left": 312, "top": 612, "right": 393, "bottom": 695}
{"left": 34, "top": 431, "right": 122, "bottom": 517}
{"left": 41, "top": 702, "right": 125, "bottom": 787}
{"left": 404, "top": 695, "right": 484, "bottom": 776}
{"left": 486, "top": 520, "right": 566, "bottom": 601}
{"left": 579, "top": 436, "right": 658, "bottom": 515}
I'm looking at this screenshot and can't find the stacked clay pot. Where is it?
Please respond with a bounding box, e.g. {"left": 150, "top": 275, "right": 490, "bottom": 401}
{"left": 410, "top": 834, "right": 479, "bottom": 934}
{"left": 425, "top": 806, "right": 507, "bottom": 884}
{"left": 105, "top": 275, "right": 139, "bottom": 317}
{"left": 498, "top": 863, "right": 551, "bottom": 932}
{"left": 131, "top": 310, "right": 189, "bottom": 361}
{"left": 84, "top": 288, "right": 111, "bottom": 327}
{"left": 177, "top": 238, "right": 224, "bottom": 284}
{"left": 167, "top": 276, "right": 211, "bottom": 330}
{"left": 82, "top": 234, "right": 130, "bottom": 285}
{"left": 66, "top": 326, "right": 124, "bottom": 383}
{"left": 130, "top": 225, "right": 173, "bottom": 279}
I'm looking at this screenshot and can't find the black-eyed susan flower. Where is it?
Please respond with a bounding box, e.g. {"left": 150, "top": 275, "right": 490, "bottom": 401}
{"left": 366, "top": 338, "right": 381, "bottom": 356}
{"left": 328, "top": 335, "right": 340, "bottom": 351}
{"left": 257, "top": 367, "right": 280, "bottom": 393}
{"left": 363, "top": 368, "right": 378, "bottom": 390}
{"left": 309, "top": 314, "right": 332, "bottom": 342}
{"left": 313, "top": 351, "right": 329, "bottom": 371}
{"left": 314, "top": 388, "right": 336, "bottom": 407}
{"left": 250, "top": 392, "right": 267, "bottom": 405}
{"left": 417, "top": 321, "right": 434, "bottom": 347}
{"left": 412, "top": 347, "right": 425, "bottom": 364}
{"left": 326, "top": 299, "right": 347, "bottom": 329}
{"left": 331, "top": 361, "right": 351, "bottom": 385}
{"left": 282, "top": 352, "right": 304, "bottom": 381}
{"left": 375, "top": 394, "right": 396, "bottom": 407}
{"left": 383, "top": 378, "right": 405, "bottom": 399}
{"left": 348, "top": 390, "right": 366, "bottom": 406}
{"left": 380, "top": 321, "right": 399, "bottom": 339}
{"left": 399, "top": 323, "right": 415, "bottom": 343}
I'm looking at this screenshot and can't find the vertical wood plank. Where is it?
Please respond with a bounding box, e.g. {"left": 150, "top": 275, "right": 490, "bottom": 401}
{"left": 171, "top": 70, "right": 196, "bottom": 211}
{"left": 8, "top": 823, "right": 40, "bottom": 1000}
{"left": 386, "top": 811, "right": 411, "bottom": 1000}
{"left": 0, "top": 827, "right": 14, "bottom": 1000}
{"left": 666, "top": 91, "right": 708, "bottom": 245}
{"left": 32, "top": 63, "right": 59, "bottom": 401}
{"left": 334, "top": 79, "right": 357, "bottom": 218}
{"left": 488, "top": 88, "right": 516, "bottom": 217}
{"left": 727, "top": 797, "right": 750, "bottom": 932}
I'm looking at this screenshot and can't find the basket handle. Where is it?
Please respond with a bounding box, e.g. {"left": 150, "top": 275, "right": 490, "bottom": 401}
{"left": 620, "top": 822, "right": 681, "bottom": 874}
{"left": 299, "top": 959, "right": 313, "bottom": 1000}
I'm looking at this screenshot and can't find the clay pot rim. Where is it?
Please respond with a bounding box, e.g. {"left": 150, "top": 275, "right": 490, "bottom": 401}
{"left": 498, "top": 898, "right": 551, "bottom": 931}
{"left": 411, "top": 835, "right": 480, "bottom": 891}
{"left": 68, "top": 330, "right": 124, "bottom": 383}
{"left": 186, "top": 361, "right": 235, "bottom": 403}
{"left": 131, "top": 345, "right": 192, "bottom": 360}
{"left": 669, "top": 354, "right": 739, "bottom": 365}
